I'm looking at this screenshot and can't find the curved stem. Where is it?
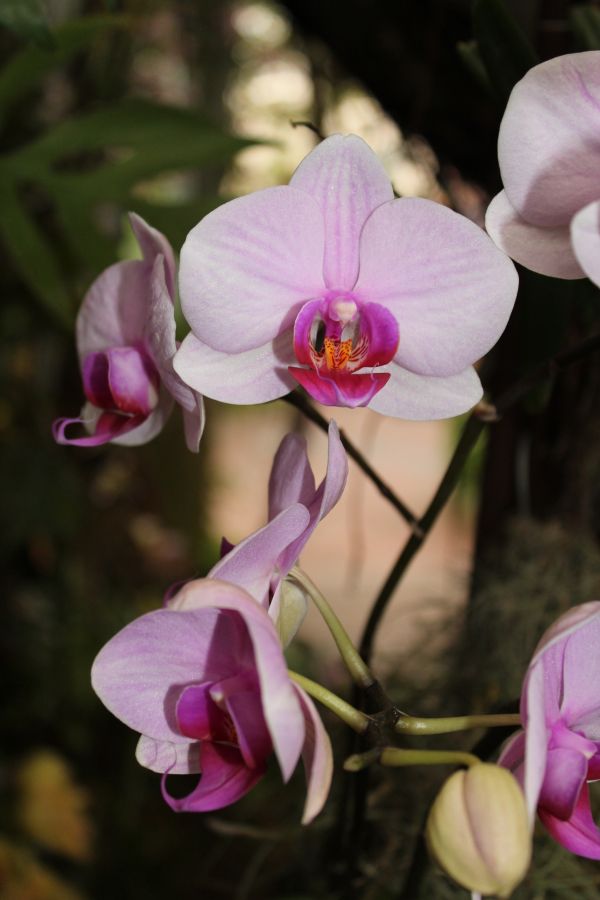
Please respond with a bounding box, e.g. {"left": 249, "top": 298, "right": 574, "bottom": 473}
{"left": 394, "top": 712, "right": 521, "bottom": 735}
{"left": 344, "top": 747, "right": 480, "bottom": 772}
{"left": 289, "top": 567, "right": 375, "bottom": 689}
{"left": 288, "top": 670, "right": 370, "bottom": 733}
{"left": 283, "top": 392, "right": 422, "bottom": 533}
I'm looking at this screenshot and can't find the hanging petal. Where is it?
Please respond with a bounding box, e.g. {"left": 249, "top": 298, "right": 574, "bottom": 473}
{"left": 294, "top": 685, "right": 333, "bottom": 824}
{"left": 540, "top": 785, "right": 600, "bottom": 859}
{"left": 162, "top": 742, "right": 264, "bottom": 813}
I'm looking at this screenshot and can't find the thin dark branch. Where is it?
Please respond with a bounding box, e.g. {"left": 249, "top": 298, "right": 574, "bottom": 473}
{"left": 283, "top": 392, "right": 422, "bottom": 533}
{"left": 290, "top": 119, "right": 325, "bottom": 140}
{"left": 359, "top": 330, "right": 600, "bottom": 665}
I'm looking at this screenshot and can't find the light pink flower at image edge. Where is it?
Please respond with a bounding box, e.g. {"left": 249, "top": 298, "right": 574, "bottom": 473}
{"left": 174, "top": 134, "right": 518, "bottom": 419}
{"left": 53, "top": 213, "right": 204, "bottom": 450}
{"left": 91, "top": 578, "right": 332, "bottom": 823}
{"left": 485, "top": 50, "right": 600, "bottom": 285}
{"left": 500, "top": 601, "right": 600, "bottom": 858}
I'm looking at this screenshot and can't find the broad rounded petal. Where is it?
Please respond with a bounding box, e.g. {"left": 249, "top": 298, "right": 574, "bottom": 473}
{"left": 498, "top": 52, "right": 600, "bottom": 226}
{"left": 136, "top": 735, "right": 200, "bottom": 775}
{"left": 179, "top": 186, "right": 325, "bottom": 353}
{"left": 129, "top": 212, "right": 176, "bottom": 299}
{"left": 486, "top": 191, "right": 583, "bottom": 279}
{"left": 355, "top": 198, "right": 518, "bottom": 375}
{"left": 294, "top": 685, "right": 333, "bottom": 824}
{"left": 76, "top": 260, "right": 149, "bottom": 361}
{"left": 523, "top": 662, "right": 549, "bottom": 825}
{"left": 170, "top": 579, "right": 305, "bottom": 781}
{"left": 540, "top": 785, "right": 600, "bottom": 859}
{"left": 539, "top": 747, "right": 588, "bottom": 820}
{"left": 571, "top": 200, "right": 600, "bottom": 288}
{"left": 162, "top": 742, "right": 264, "bottom": 813}
{"left": 91, "top": 604, "right": 249, "bottom": 741}
{"left": 368, "top": 364, "right": 482, "bottom": 420}
{"left": 290, "top": 134, "right": 394, "bottom": 291}
{"left": 173, "top": 331, "right": 297, "bottom": 404}
{"left": 560, "top": 610, "right": 600, "bottom": 727}
{"left": 268, "top": 433, "right": 316, "bottom": 520}
{"left": 208, "top": 505, "right": 311, "bottom": 606}
{"left": 532, "top": 602, "right": 600, "bottom": 662}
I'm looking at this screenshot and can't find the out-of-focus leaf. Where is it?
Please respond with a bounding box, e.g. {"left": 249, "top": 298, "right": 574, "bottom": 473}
{"left": 8, "top": 99, "right": 251, "bottom": 173}
{"left": 473, "top": 0, "right": 538, "bottom": 104}
{"left": 0, "top": 0, "right": 53, "bottom": 48}
{"left": 0, "top": 15, "right": 129, "bottom": 123}
{"left": 570, "top": 4, "right": 600, "bottom": 49}
{"left": 457, "top": 39, "right": 493, "bottom": 94}
{"left": 0, "top": 179, "right": 73, "bottom": 326}
{"left": 131, "top": 197, "right": 224, "bottom": 253}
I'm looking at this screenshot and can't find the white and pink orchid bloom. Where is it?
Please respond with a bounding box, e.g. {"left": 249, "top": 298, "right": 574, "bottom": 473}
{"left": 53, "top": 213, "right": 204, "bottom": 449}
{"left": 91, "top": 578, "right": 332, "bottom": 822}
{"left": 499, "top": 602, "right": 600, "bottom": 858}
{"left": 174, "top": 135, "right": 518, "bottom": 420}
{"left": 171, "top": 421, "right": 347, "bottom": 642}
{"left": 486, "top": 51, "right": 600, "bottom": 284}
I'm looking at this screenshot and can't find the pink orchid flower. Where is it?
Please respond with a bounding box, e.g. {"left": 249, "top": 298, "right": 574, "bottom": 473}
{"left": 171, "top": 421, "right": 347, "bottom": 642}
{"left": 174, "top": 134, "right": 517, "bottom": 419}
{"left": 53, "top": 213, "right": 204, "bottom": 450}
{"left": 486, "top": 51, "right": 600, "bottom": 284}
{"left": 91, "top": 578, "right": 332, "bottom": 822}
{"left": 499, "top": 602, "right": 600, "bottom": 858}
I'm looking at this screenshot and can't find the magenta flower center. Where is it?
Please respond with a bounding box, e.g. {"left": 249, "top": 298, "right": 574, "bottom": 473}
{"left": 288, "top": 294, "right": 399, "bottom": 408}
{"left": 82, "top": 344, "right": 160, "bottom": 419}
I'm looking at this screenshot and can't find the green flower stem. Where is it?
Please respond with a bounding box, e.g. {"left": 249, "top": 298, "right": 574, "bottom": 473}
{"left": 344, "top": 747, "right": 480, "bottom": 772}
{"left": 289, "top": 567, "right": 375, "bottom": 689}
{"left": 394, "top": 713, "right": 521, "bottom": 735}
{"left": 288, "top": 670, "right": 370, "bottom": 734}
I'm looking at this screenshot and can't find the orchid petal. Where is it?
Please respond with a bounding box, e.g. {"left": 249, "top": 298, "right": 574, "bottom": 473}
{"left": 173, "top": 331, "right": 297, "bottom": 404}
{"left": 162, "top": 742, "right": 264, "bottom": 813}
{"left": 498, "top": 730, "right": 526, "bottom": 782}
{"left": 522, "top": 662, "right": 550, "bottom": 824}
{"left": 182, "top": 395, "right": 206, "bottom": 453}
{"left": 169, "top": 580, "right": 305, "bottom": 782}
{"left": 293, "top": 685, "right": 333, "bottom": 824}
{"left": 498, "top": 52, "right": 600, "bottom": 227}
{"left": 571, "top": 200, "right": 600, "bottom": 289}
{"left": 129, "top": 211, "right": 176, "bottom": 299}
{"left": 209, "top": 505, "right": 311, "bottom": 606}
{"left": 540, "top": 785, "right": 600, "bottom": 859}
{"left": 354, "top": 197, "right": 518, "bottom": 376}
{"left": 136, "top": 735, "right": 200, "bottom": 774}
{"left": 176, "top": 683, "right": 231, "bottom": 742}
{"left": 91, "top": 605, "right": 250, "bottom": 742}
{"left": 179, "top": 186, "right": 325, "bottom": 353}
{"left": 289, "top": 367, "right": 389, "bottom": 408}
{"left": 289, "top": 134, "right": 394, "bottom": 291}
{"left": 106, "top": 347, "right": 159, "bottom": 416}
{"left": 225, "top": 686, "right": 272, "bottom": 770}
{"left": 268, "top": 433, "right": 316, "bottom": 520}
{"left": 539, "top": 747, "right": 588, "bottom": 820}
{"left": 52, "top": 409, "right": 145, "bottom": 447}
{"left": 560, "top": 610, "right": 600, "bottom": 727}
{"left": 368, "top": 363, "right": 482, "bottom": 420}
{"left": 485, "top": 190, "right": 583, "bottom": 279}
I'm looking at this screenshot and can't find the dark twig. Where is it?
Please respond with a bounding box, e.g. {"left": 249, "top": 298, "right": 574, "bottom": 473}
{"left": 283, "top": 392, "right": 422, "bottom": 533}
{"left": 290, "top": 119, "right": 325, "bottom": 140}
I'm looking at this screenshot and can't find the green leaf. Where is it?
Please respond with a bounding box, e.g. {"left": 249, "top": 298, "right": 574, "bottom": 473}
{"left": 473, "top": 0, "right": 538, "bottom": 104}
{"left": 456, "top": 39, "right": 493, "bottom": 95}
{"left": 0, "top": 0, "right": 53, "bottom": 48}
{"left": 0, "top": 178, "right": 73, "bottom": 327}
{"left": 570, "top": 4, "right": 600, "bottom": 49}
{"left": 0, "top": 15, "right": 129, "bottom": 122}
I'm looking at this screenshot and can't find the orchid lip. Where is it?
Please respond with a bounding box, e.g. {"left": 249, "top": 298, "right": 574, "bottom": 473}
{"left": 82, "top": 344, "right": 160, "bottom": 418}
{"left": 291, "top": 294, "right": 399, "bottom": 407}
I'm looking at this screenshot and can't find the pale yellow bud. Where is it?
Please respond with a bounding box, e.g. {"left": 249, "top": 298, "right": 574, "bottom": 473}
{"left": 425, "top": 763, "right": 531, "bottom": 898}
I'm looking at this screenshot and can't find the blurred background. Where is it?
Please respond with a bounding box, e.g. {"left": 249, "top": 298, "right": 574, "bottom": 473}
{"left": 1, "top": 1, "right": 600, "bottom": 897}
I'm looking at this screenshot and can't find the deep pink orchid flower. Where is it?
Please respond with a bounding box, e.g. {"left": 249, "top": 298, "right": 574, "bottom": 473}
{"left": 53, "top": 213, "right": 204, "bottom": 449}
{"left": 486, "top": 51, "right": 600, "bottom": 284}
{"left": 92, "top": 578, "right": 332, "bottom": 822}
{"left": 499, "top": 602, "right": 600, "bottom": 858}
{"left": 169, "top": 421, "right": 347, "bottom": 642}
{"left": 174, "top": 134, "right": 517, "bottom": 419}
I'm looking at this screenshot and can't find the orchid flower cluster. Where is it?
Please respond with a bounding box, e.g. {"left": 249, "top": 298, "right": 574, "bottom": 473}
{"left": 54, "top": 48, "right": 600, "bottom": 899}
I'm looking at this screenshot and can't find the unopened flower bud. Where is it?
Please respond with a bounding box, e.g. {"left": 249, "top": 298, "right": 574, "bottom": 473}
{"left": 425, "top": 763, "right": 531, "bottom": 898}
{"left": 275, "top": 577, "right": 309, "bottom": 647}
